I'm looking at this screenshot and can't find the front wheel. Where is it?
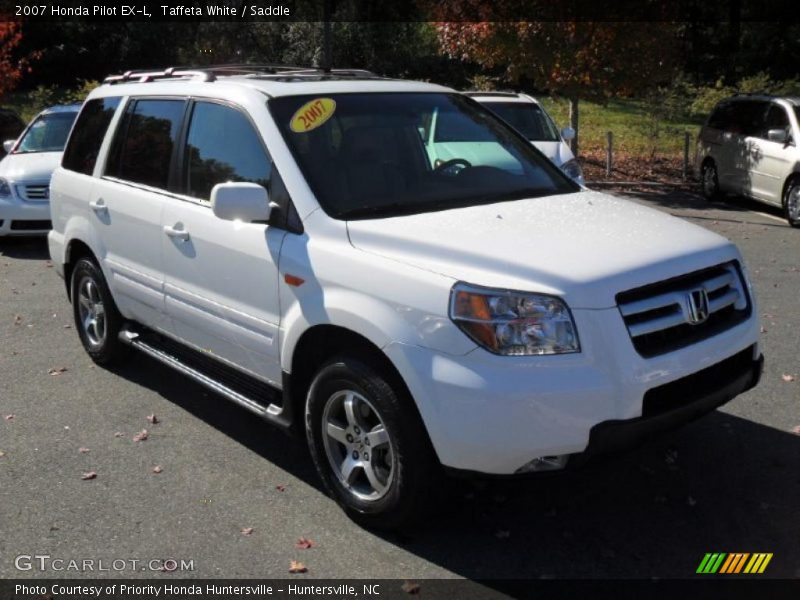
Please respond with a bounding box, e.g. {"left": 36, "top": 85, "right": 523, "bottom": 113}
{"left": 305, "top": 356, "right": 442, "bottom": 530}
{"left": 71, "top": 257, "right": 129, "bottom": 365}
{"left": 784, "top": 178, "right": 800, "bottom": 228}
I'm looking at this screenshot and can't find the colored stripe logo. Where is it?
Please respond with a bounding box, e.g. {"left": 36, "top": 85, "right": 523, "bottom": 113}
{"left": 696, "top": 553, "right": 773, "bottom": 574}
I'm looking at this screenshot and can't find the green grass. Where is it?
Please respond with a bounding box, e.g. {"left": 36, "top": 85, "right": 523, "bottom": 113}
{"left": 538, "top": 97, "right": 704, "bottom": 157}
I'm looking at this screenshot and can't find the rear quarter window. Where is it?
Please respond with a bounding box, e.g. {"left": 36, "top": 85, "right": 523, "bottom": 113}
{"left": 62, "top": 98, "right": 121, "bottom": 175}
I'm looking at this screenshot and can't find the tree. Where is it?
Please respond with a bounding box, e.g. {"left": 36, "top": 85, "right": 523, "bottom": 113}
{"left": 0, "top": 20, "right": 26, "bottom": 98}
{"left": 436, "top": 20, "right": 680, "bottom": 155}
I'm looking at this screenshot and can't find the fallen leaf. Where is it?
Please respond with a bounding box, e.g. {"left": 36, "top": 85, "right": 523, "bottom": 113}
{"left": 0, "top": 451, "right": 5, "bottom": 458}
{"left": 13, "top": 315, "right": 22, "bottom": 325}
{"left": 782, "top": 374, "right": 795, "bottom": 382}
{"left": 133, "top": 429, "right": 149, "bottom": 442}
{"left": 152, "top": 465, "right": 163, "bottom": 474}
{"left": 48, "top": 367, "right": 68, "bottom": 376}
{"left": 241, "top": 527, "right": 254, "bottom": 536}
{"left": 63, "top": 324, "right": 72, "bottom": 329}
{"left": 401, "top": 581, "right": 421, "bottom": 595}
{"left": 114, "top": 431, "right": 125, "bottom": 438}
{"left": 78, "top": 447, "right": 90, "bottom": 454}
{"left": 275, "top": 485, "right": 286, "bottom": 492}
{"left": 495, "top": 530, "right": 511, "bottom": 539}
{"left": 4, "top": 414, "right": 14, "bottom": 421}
{"left": 146, "top": 414, "right": 159, "bottom": 425}
{"left": 760, "top": 326, "right": 766, "bottom": 333}
{"left": 288, "top": 560, "right": 307, "bottom": 574}
{"left": 295, "top": 537, "right": 316, "bottom": 549}
{"left": 81, "top": 471, "right": 97, "bottom": 480}
{"left": 790, "top": 426, "right": 800, "bottom": 435}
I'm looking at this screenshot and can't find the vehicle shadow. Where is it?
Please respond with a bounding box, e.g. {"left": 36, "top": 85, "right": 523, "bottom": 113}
{"left": 0, "top": 236, "right": 50, "bottom": 260}
{"left": 108, "top": 352, "right": 799, "bottom": 581}
{"left": 609, "top": 185, "right": 788, "bottom": 227}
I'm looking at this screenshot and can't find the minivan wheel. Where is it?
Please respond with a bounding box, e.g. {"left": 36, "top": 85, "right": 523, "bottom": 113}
{"left": 702, "top": 162, "right": 721, "bottom": 200}
{"left": 70, "top": 257, "right": 129, "bottom": 365}
{"left": 784, "top": 178, "right": 800, "bottom": 228}
{"left": 305, "top": 355, "right": 442, "bottom": 530}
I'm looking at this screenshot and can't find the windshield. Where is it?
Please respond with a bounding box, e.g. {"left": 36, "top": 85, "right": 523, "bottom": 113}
{"left": 269, "top": 93, "right": 577, "bottom": 220}
{"left": 15, "top": 111, "right": 78, "bottom": 154}
{"left": 480, "top": 101, "right": 560, "bottom": 142}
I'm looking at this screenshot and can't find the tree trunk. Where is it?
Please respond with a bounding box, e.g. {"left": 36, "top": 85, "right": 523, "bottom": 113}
{"left": 568, "top": 96, "right": 579, "bottom": 157}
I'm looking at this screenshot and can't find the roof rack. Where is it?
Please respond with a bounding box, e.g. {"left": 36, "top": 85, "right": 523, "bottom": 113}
{"left": 104, "top": 64, "right": 382, "bottom": 85}
{"left": 463, "top": 91, "right": 521, "bottom": 98}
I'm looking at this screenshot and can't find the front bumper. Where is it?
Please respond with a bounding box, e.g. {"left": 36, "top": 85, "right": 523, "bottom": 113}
{"left": 0, "top": 196, "right": 51, "bottom": 236}
{"left": 385, "top": 305, "right": 761, "bottom": 475}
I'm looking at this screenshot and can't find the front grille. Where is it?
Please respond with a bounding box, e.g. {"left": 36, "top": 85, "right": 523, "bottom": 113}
{"left": 617, "top": 262, "right": 751, "bottom": 357}
{"left": 17, "top": 184, "right": 49, "bottom": 201}
{"left": 642, "top": 345, "right": 755, "bottom": 417}
{"left": 10, "top": 220, "right": 51, "bottom": 231}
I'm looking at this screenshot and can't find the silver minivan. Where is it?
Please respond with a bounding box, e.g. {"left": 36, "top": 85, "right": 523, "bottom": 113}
{"left": 697, "top": 94, "right": 800, "bottom": 227}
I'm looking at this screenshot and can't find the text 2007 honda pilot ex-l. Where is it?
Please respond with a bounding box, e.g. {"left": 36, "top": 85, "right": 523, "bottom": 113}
{"left": 48, "top": 66, "right": 763, "bottom": 529}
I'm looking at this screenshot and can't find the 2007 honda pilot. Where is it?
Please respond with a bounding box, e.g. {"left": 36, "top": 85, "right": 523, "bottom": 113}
{"left": 48, "top": 66, "right": 763, "bottom": 529}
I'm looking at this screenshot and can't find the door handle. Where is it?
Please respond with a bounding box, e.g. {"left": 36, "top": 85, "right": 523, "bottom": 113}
{"left": 163, "top": 224, "right": 190, "bottom": 241}
{"left": 89, "top": 198, "right": 107, "bottom": 212}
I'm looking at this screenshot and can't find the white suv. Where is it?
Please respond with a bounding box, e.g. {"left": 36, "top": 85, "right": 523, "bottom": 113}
{"left": 49, "top": 67, "right": 762, "bottom": 529}
{"left": 466, "top": 91, "right": 584, "bottom": 184}
{"left": 697, "top": 94, "right": 800, "bottom": 227}
{"left": 0, "top": 104, "right": 80, "bottom": 236}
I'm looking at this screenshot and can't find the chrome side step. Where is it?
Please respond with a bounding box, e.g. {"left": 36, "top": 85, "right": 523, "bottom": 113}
{"left": 119, "top": 328, "right": 291, "bottom": 428}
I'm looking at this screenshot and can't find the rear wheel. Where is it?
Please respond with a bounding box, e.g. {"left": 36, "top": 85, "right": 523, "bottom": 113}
{"left": 783, "top": 178, "right": 800, "bottom": 228}
{"left": 701, "top": 161, "right": 721, "bottom": 200}
{"left": 305, "top": 355, "right": 442, "bottom": 530}
{"left": 71, "top": 257, "right": 129, "bottom": 365}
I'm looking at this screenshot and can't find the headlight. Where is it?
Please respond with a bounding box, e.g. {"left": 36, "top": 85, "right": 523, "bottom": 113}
{"left": 560, "top": 158, "right": 583, "bottom": 182}
{"left": 0, "top": 178, "right": 10, "bottom": 197}
{"left": 449, "top": 283, "right": 580, "bottom": 355}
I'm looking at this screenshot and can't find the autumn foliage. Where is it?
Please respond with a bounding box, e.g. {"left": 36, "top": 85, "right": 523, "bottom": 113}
{"left": 0, "top": 19, "right": 26, "bottom": 98}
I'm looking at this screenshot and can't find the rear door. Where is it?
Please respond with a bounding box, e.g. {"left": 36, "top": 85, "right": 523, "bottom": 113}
{"left": 92, "top": 97, "right": 187, "bottom": 331}
{"left": 730, "top": 100, "right": 769, "bottom": 195}
{"left": 746, "top": 102, "right": 794, "bottom": 205}
{"left": 160, "top": 100, "right": 285, "bottom": 386}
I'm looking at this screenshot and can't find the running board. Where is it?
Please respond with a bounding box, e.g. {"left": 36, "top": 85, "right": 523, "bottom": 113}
{"left": 119, "top": 328, "right": 292, "bottom": 429}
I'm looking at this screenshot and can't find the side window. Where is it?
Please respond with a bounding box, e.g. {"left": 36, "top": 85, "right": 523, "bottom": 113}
{"left": 764, "top": 104, "right": 790, "bottom": 137}
{"left": 183, "top": 102, "right": 271, "bottom": 200}
{"left": 729, "top": 101, "right": 768, "bottom": 137}
{"left": 708, "top": 103, "right": 732, "bottom": 130}
{"left": 62, "top": 97, "right": 121, "bottom": 175}
{"left": 106, "top": 99, "right": 185, "bottom": 190}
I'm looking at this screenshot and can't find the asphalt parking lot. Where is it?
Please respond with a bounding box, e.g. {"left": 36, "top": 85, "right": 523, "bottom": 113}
{"left": 1, "top": 186, "right": 798, "bottom": 584}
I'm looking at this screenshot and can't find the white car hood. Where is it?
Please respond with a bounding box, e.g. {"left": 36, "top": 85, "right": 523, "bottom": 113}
{"left": 0, "top": 152, "right": 62, "bottom": 182}
{"left": 347, "top": 190, "right": 739, "bottom": 309}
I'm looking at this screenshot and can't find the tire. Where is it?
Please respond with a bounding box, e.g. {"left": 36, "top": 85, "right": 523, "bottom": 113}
{"left": 305, "top": 355, "right": 442, "bottom": 530}
{"left": 70, "top": 257, "right": 129, "bottom": 365}
{"left": 701, "top": 161, "right": 721, "bottom": 200}
{"left": 783, "top": 177, "right": 800, "bottom": 228}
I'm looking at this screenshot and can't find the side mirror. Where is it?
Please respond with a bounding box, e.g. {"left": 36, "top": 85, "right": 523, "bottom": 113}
{"left": 3, "top": 140, "right": 15, "bottom": 154}
{"left": 210, "top": 182, "right": 272, "bottom": 223}
{"left": 767, "top": 128, "right": 789, "bottom": 144}
{"left": 560, "top": 127, "right": 576, "bottom": 141}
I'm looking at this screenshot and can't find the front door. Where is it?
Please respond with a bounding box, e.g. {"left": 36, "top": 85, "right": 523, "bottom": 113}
{"left": 161, "top": 100, "right": 285, "bottom": 386}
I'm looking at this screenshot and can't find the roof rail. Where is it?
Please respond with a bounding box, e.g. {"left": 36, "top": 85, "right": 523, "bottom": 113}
{"left": 104, "top": 68, "right": 215, "bottom": 85}
{"left": 463, "top": 91, "right": 521, "bottom": 98}
{"left": 104, "top": 64, "right": 381, "bottom": 85}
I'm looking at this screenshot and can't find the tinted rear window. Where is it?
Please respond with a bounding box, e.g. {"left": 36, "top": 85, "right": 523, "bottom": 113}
{"left": 63, "top": 98, "right": 120, "bottom": 175}
{"left": 480, "top": 102, "right": 560, "bottom": 142}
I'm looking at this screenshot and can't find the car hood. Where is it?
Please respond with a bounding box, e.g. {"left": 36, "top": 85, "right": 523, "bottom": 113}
{"left": 0, "top": 152, "right": 62, "bottom": 182}
{"left": 346, "top": 190, "right": 740, "bottom": 309}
